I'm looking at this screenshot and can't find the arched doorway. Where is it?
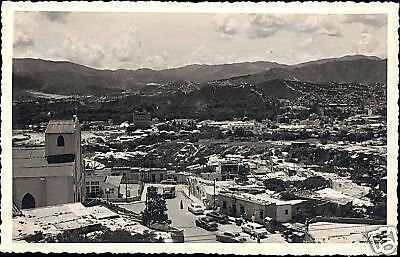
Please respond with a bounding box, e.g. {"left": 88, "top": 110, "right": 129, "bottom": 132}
{"left": 21, "top": 193, "right": 35, "bottom": 209}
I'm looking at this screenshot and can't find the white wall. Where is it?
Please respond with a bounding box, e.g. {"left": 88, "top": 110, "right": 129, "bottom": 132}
{"left": 45, "top": 133, "right": 75, "bottom": 156}
{"left": 276, "top": 204, "right": 292, "bottom": 222}
{"left": 13, "top": 175, "right": 74, "bottom": 209}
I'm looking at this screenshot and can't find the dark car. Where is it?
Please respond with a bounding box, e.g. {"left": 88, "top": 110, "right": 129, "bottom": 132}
{"left": 195, "top": 217, "right": 218, "bottom": 231}
{"left": 206, "top": 211, "right": 229, "bottom": 224}
{"left": 216, "top": 231, "right": 246, "bottom": 243}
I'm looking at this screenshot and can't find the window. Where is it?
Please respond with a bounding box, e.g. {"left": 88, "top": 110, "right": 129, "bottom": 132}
{"left": 285, "top": 209, "right": 289, "bottom": 215}
{"left": 90, "top": 181, "right": 100, "bottom": 194}
{"left": 109, "top": 188, "right": 114, "bottom": 194}
{"left": 259, "top": 210, "right": 264, "bottom": 219}
{"left": 222, "top": 201, "right": 227, "bottom": 208}
{"left": 57, "top": 135, "right": 65, "bottom": 146}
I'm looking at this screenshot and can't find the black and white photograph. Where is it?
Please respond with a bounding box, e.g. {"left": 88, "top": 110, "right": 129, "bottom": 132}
{"left": 1, "top": 1, "right": 398, "bottom": 255}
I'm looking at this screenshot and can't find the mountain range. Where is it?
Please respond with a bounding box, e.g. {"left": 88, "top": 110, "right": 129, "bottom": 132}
{"left": 12, "top": 55, "right": 386, "bottom": 98}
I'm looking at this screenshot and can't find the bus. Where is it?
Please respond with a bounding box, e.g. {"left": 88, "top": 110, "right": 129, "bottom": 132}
{"left": 162, "top": 185, "right": 176, "bottom": 199}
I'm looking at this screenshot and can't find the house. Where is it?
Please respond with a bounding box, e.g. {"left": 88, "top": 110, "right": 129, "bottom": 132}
{"left": 133, "top": 111, "right": 152, "bottom": 129}
{"left": 13, "top": 116, "right": 85, "bottom": 209}
{"left": 85, "top": 169, "right": 122, "bottom": 200}
{"left": 216, "top": 191, "right": 307, "bottom": 224}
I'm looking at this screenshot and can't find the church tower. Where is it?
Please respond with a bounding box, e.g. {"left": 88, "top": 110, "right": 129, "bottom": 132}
{"left": 44, "top": 115, "right": 85, "bottom": 203}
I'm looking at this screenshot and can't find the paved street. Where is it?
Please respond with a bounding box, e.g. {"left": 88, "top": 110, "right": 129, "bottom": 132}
{"left": 118, "top": 184, "right": 287, "bottom": 243}
{"left": 118, "top": 185, "right": 217, "bottom": 242}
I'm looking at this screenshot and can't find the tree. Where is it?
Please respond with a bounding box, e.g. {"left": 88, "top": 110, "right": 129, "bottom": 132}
{"left": 198, "top": 156, "right": 208, "bottom": 166}
{"left": 298, "top": 176, "right": 331, "bottom": 190}
{"left": 236, "top": 164, "right": 249, "bottom": 184}
{"left": 141, "top": 186, "right": 170, "bottom": 225}
{"left": 263, "top": 178, "right": 288, "bottom": 192}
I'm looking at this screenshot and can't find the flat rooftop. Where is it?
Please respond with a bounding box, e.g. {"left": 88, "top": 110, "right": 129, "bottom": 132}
{"left": 308, "top": 222, "right": 384, "bottom": 243}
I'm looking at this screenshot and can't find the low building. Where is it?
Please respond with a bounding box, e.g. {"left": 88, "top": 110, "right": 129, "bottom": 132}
{"left": 85, "top": 170, "right": 122, "bottom": 200}
{"left": 110, "top": 167, "right": 186, "bottom": 184}
{"left": 198, "top": 172, "right": 222, "bottom": 181}
{"left": 216, "top": 191, "right": 307, "bottom": 224}
{"left": 308, "top": 222, "right": 385, "bottom": 243}
{"left": 133, "top": 111, "right": 152, "bottom": 129}
{"left": 216, "top": 160, "right": 249, "bottom": 180}
{"left": 294, "top": 188, "right": 354, "bottom": 217}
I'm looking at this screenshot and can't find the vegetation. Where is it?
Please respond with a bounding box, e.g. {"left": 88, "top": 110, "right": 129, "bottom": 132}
{"left": 263, "top": 178, "right": 288, "bottom": 192}
{"left": 141, "top": 186, "right": 170, "bottom": 225}
{"left": 295, "top": 176, "right": 332, "bottom": 190}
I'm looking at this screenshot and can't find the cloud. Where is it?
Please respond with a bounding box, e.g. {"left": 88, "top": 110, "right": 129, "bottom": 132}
{"left": 13, "top": 12, "right": 40, "bottom": 51}
{"left": 48, "top": 35, "right": 106, "bottom": 68}
{"left": 245, "top": 14, "right": 342, "bottom": 38}
{"left": 13, "top": 31, "right": 35, "bottom": 49}
{"left": 246, "top": 14, "right": 286, "bottom": 38}
{"left": 212, "top": 14, "right": 241, "bottom": 38}
{"left": 42, "top": 12, "right": 70, "bottom": 23}
{"left": 144, "top": 52, "right": 170, "bottom": 70}
{"left": 110, "top": 28, "right": 143, "bottom": 64}
{"left": 340, "top": 14, "right": 387, "bottom": 28}
{"left": 355, "top": 32, "right": 382, "bottom": 55}
{"left": 293, "top": 15, "right": 342, "bottom": 37}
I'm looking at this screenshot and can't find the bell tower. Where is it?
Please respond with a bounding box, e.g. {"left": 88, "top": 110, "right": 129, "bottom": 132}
{"left": 44, "top": 115, "right": 84, "bottom": 202}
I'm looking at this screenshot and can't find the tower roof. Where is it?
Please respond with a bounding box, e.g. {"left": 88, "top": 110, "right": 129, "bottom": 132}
{"left": 45, "top": 120, "right": 76, "bottom": 134}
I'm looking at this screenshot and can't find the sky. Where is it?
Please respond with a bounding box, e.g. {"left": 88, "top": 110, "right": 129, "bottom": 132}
{"left": 13, "top": 12, "right": 387, "bottom": 70}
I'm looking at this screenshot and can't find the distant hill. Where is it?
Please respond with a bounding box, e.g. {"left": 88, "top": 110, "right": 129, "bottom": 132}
{"left": 223, "top": 56, "right": 387, "bottom": 86}
{"left": 12, "top": 58, "right": 287, "bottom": 97}
{"left": 12, "top": 55, "right": 386, "bottom": 99}
{"left": 156, "top": 61, "right": 288, "bottom": 83}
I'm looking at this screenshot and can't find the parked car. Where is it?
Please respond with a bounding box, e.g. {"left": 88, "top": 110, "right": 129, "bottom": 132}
{"left": 195, "top": 217, "right": 218, "bottom": 231}
{"left": 234, "top": 217, "right": 245, "bottom": 226}
{"left": 160, "top": 179, "right": 177, "bottom": 185}
{"left": 241, "top": 222, "right": 268, "bottom": 238}
{"left": 188, "top": 203, "right": 205, "bottom": 215}
{"left": 206, "top": 211, "right": 229, "bottom": 224}
{"left": 216, "top": 231, "right": 246, "bottom": 243}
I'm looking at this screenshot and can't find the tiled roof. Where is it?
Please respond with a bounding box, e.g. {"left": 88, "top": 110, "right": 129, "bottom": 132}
{"left": 45, "top": 120, "right": 76, "bottom": 134}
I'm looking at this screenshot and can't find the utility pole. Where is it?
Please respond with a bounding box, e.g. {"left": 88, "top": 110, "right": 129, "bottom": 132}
{"left": 126, "top": 181, "right": 128, "bottom": 202}
{"left": 213, "top": 178, "right": 216, "bottom": 210}
{"left": 188, "top": 171, "right": 191, "bottom": 197}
